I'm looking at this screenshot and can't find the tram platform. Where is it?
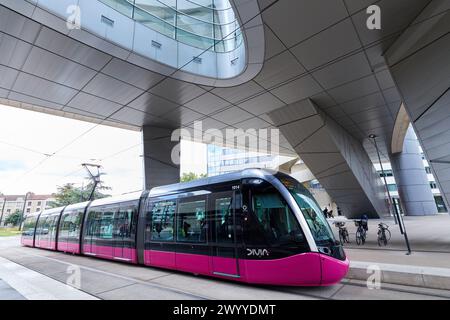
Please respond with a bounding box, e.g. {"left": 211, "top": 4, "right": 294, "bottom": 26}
{"left": 1, "top": 235, "right": 450, "bottom": 300}
{"left": 329, "top": 214, "right": 450, "bottom": 290}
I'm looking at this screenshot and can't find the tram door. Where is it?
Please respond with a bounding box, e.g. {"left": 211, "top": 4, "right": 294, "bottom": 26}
{"left": 113, "top": 206, "right": 134, "bottom": 261}
{"left": 84, "top": 210, "right": 100, "bottom": 255}
{"left": 210, "top": 191, "right": 241, "bottom": 278}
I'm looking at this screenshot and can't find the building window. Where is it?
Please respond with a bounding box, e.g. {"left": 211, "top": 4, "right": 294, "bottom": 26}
{"left": 387, "top": 184, "right": 398, "bottom": 192}
{"left": 425, "top": 167, "right": 432, "bottom": 174}
{"left": 434, "top": 196, "right": 447, "bottom": 213}
{"left": 26, "top": 208, "right": 31, "bottom": 213}
{"left": 430, "top": 182, "right": 437, "bottom": 189}
{"left": 27, "top": 201, "right": 32, "bottom": 206}
{"left": 37, "top": 201, "right": 42, "bottom": 206}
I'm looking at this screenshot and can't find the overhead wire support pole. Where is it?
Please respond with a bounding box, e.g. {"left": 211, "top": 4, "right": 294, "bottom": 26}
{"left": 82, "top": 163, "right": 102, "bottom": 201}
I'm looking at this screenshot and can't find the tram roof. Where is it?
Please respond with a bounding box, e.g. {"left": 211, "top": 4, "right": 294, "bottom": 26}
{"left": 149, "top": 168, "right": 278, "bottom": 197}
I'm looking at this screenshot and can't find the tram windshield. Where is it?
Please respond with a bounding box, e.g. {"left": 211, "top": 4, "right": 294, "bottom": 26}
{"left": 276, "top": 173, "right": 335, "bottom": 246}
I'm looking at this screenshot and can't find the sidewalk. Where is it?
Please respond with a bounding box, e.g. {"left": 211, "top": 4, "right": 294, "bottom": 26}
{"left": 345, "top": 248, "right": 450, "bottom": 290}
{"left": 0, "top": 256, "right": 98, "bottom": 300}
{"left": 329, "top": 214, "right": 450, "bottom": 290}
{"left": 0, "top": 279, "right": 25, "bottom": 300}
{"left": 329, "top": 214, "right": 450, "bottom": 252}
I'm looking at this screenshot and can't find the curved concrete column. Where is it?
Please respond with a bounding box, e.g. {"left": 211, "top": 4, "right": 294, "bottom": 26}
{"left": 142, "top": 126, "right": 180, "bottom": 190}
{"left": 269, "top": 99, "right": 386, "bottom": 219}
{"left": 385, "top": 0, "right": 450, "bottom": 213}
{"left": 390, "top": 126, "right": 438, "bottom": 216}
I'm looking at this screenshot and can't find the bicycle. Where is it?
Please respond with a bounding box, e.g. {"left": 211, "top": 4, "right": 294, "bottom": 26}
{"left": 377, "top": 222, "right": 391, "bottom": 246}
{"left": 334, "top": 222, "right": 350, "bottom": 244}
{"left": 355, "top": 220, "right": 367, "bottom": 245}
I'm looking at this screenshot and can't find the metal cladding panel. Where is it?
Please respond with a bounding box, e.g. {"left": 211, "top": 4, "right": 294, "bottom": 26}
{"left": 386, "top": 0, "right": 450, "bottom": 213}
{"left": 270, "top": 99, "right": 386, "bottom": 219}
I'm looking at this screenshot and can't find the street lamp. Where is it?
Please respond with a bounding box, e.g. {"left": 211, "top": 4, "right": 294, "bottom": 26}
{"left": 369, "top": 134, "right": 411, "bottom": 255}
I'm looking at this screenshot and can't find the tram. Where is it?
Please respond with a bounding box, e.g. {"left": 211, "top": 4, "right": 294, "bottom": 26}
{"left": 21, "top": 169, "right": 349, "bottom": 286}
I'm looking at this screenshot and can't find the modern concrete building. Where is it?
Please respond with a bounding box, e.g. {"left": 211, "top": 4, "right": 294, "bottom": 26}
{"left": 0, "top": 0, "right": 449, "bottom": 218}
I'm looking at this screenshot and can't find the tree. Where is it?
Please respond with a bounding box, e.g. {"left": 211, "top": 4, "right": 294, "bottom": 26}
{"left": 5, "top": 210, "right": 23, "bottom": 227}
{"left": 50, "top": 182, "right": 111, "bottom": 208}
{"left": 181, "top": 172, "right": 207, "bottom": 183}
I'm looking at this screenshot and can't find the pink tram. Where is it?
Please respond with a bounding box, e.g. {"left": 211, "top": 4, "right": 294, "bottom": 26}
{"left": 21, "top": 169, "right": 349, "bottom": 286}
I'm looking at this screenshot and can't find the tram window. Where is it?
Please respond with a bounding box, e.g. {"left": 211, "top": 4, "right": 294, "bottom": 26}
{"left": 36, "top": 216, "right": 49, "bottom": 235}
{"left": 23, "top": 217, "right": 37, "bottom": 237}
{"left": 293, "top": 194, "right": 334, "bottom": 243}
{"left": 150, "top": 201, "right": 176, "bottom": 241}
{"left": 59, "top": 213, "right": 71, "bottom": 239}
{"left": 114, "top": 207, "right": 134, "bottom": 238}
{"left": 86, "top": 210, "right": 102, "bottom": 237}
{"left": 215, "top": 197, "right": 234, "bottom": 243}
{"left": 252, "top": 193, "right": 304, "bottom": 245}
{"left": 68, "top": 211, "right": 82, "bottom": 238}
{"left": 177, "top": 199, "right": 207, "bottom": 243}
{"left": 47, "top": 216, "right": 58, "bottom": 236}
{"left": 99, "top": 210, "right": 114, "bottom": 239}
{"left": 277, "top": 173, "right": 335, "bottom": 245}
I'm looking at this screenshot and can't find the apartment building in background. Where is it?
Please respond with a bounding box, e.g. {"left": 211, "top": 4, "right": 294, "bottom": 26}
{"left": 0, "top": 193, "right": 54, "bottom": 226}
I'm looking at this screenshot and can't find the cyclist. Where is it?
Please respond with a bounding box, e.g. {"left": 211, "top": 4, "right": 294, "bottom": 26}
{"left": 361, "top": 214, "right": 369, "bottom": 231}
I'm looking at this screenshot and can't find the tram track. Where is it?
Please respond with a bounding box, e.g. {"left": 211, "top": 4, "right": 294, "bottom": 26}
{"left": 2, "top": 245, "right": 448, "bottom": 300}
{"left": 1, "top": 246, "right": 328, "bottom": 300}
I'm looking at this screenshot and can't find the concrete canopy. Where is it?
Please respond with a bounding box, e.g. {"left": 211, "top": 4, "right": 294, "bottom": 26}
{"left": 0, "top": 0, "right": 440, "bottom": 217}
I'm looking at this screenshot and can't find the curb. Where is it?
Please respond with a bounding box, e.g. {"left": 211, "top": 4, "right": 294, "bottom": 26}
{"left": 347, "top": 261, "right": 450, "bottom": 290}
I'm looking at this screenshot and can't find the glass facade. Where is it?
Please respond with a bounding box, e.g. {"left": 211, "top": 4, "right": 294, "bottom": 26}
{"left": 99, "top": 0, "right": 242, "bottom": 52}
{"left": 207, "top": 145, "right": 278, "bottom": 177}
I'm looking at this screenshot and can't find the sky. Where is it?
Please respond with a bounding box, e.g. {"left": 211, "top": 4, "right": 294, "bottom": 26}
{"left": 0, "top": 104, "right": 207, "bottom": 196}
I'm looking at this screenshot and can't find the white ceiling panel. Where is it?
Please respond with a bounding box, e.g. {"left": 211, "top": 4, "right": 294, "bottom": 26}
{"left": 102, "top": 58, "right": 165, "bottom": 90}
{"left": 211, "top": 106, "right": 254, "bottom": 125}
{"left": 312, "top": 51, "right": 372, "bottom": 89}
{"left": 254, "top": 51, "right": 305, "bottom": 89}
{"left": 270, "top": 75, "right": 323, "bottom": 104}
{"left": 262, "top": 0, "right": 348, "bottom": 47}
{"left": 290, "top": 18, "right": 361, "bottom": 71}
{"left": 212, "top": 81, "right": 265, "bottom": 104}
{"left": 12, "top": 72, "right": 77, "bottom": 105}
{"left": 150, "top": 78, "right": 207, "bottom": 105}
{"left": 67, "top": 92, "right": 123, "bottom": 116}
{"left": 0, "top": 32, "right": 32, "bottom": 69}
{"left": 237, "top": 92, "right": 285, "bottom": 116}
{"left": 184, "top": 92, "right": 230, "bottom": 115}
{"left": 35, "top": 27, "right": 111, "bottom": 71}
{"left": 83, "top": 73, "right": 144, "bottom": 105}
{"left": 22, "top": 47, "right": 97, "bottom": 90}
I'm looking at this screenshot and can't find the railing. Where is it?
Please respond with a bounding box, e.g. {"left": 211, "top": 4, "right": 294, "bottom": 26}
{"left": 99, "top": 0, "right": 243, "bottom": 52}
